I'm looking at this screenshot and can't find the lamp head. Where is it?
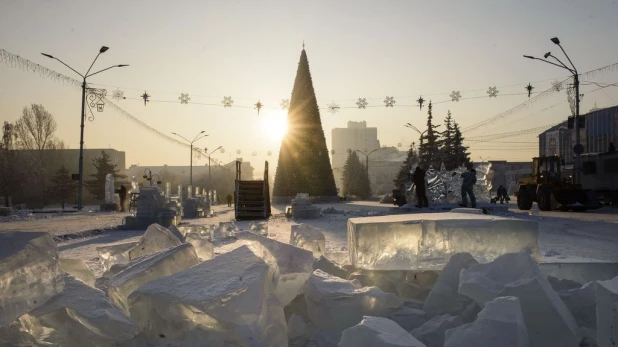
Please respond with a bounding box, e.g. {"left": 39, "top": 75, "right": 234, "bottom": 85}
{"left": 551, "top": 37, "right": 560, "bottom": 45}
{"left": 117, "top": 64, "right": 129, "bottom": 67}
{"left": 200, "top": 130, "right": 205, "bottom": 134}
{"left": 99, "top": 46, "right": 109, "bottom": 53}
{"left": 523, "top": 55, "right": 535, "bottom": 59}
{"left": 544, "top": 52, "right": 551, "bottom": 59}
{"left": 142, "top": 175, "right": 147, "bottom": 179}
{"left": 41, "top": 53, "right": 54, "bottom": 59}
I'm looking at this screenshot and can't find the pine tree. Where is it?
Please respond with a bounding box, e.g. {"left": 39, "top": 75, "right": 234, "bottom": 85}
{"left": 453, "top": 122, "right": 471, "bottom": 168}
{"left": 418, "top": 101, "right": 442, "bottom": 169}
{"left": 342, "top": 151, "right": 371, "bottom": 199}
{"left": 273, "top": 48, "right": 338, "bottom": 198}
{"left": 441, "top": 111, "right": 457, "bottom": 170}
{"left": 394, "top": 142, "right": 419, "bottom": 189}
{"left": 48, "top": 165, "right": 77, "bottom": 209}
{"left": 0, "top": 121, "right": 22, "bottom": 207}
{"left": 85, "top": 150, "right": 127, "bottom": 201}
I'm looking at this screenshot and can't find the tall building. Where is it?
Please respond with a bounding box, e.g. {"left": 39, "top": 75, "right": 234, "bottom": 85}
{"left": 331, "top": 121, "right": 380, "bottom": 168}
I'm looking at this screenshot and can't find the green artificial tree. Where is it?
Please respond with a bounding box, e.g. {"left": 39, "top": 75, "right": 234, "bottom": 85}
{"left": 441, "top": 111, "right": 457, "bottom": 170}
{"left": 418, "top": 101, "right": 442, "bottom": 169}
{"left": 48, "top": 165, "right": 77, "bottom": 209}
{"left": 85, "top": 150, "right": 126, "bottom": 201}
{"left": 342, "top": 150, "right": 371, "bottom": 199}
{"left": 273, "top": 48, "right": 338, "bottom": 198}
{"left": 394, "top": 142, "right": 419, "bottom": 189}
{"left": 453, "top": 121, "right": 471, "bottom": 168}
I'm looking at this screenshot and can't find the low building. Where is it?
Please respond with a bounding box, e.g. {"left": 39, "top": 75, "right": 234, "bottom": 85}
{"left": 488, "top": 160, "right": 532, "bottom": 194}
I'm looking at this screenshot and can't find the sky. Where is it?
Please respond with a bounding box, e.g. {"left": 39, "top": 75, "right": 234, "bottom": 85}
{"left": 1, "top": 0, "right": 618, "bottom": 176}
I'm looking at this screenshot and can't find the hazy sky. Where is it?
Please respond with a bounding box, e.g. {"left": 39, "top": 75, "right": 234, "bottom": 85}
{"left": 2, "top": 0, "right": 618, "bottom": 175}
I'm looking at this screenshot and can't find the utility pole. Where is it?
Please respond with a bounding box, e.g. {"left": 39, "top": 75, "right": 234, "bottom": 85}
{"left": 171, "top": 131, "right": 208, "bottom": 188}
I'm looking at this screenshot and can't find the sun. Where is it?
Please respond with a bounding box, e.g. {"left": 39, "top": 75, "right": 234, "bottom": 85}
{"left": 261, "top": 110, "right": 288, "bottom": 141}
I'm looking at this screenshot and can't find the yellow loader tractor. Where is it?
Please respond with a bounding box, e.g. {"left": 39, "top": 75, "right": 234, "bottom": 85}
{"left": 516, "top": 156, "right": 601, "bottom": 211}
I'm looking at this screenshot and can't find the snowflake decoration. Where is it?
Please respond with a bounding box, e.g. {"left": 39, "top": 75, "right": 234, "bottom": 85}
{"left": 280, "top": 99, "right": 290, "bottom": 110}
{"left": 417, "top": 96, "right": 425, "bottom": 110}
{"left": 267, "top": 151, "right": 272, "bottom": 156}
{"left": 356, "top": 98, "right": 368, "bottom": 109}
{"left": 112, "top": 89, "right": 125, "bottom": 101}
{"left": 252, "top": 151, "right": 257, "bottom": 156}
{"left": 236, "top": 150, "right": 241, "bottom": 155}
{"left": 384, "top": 96, "right": 396, "bottom": 107}
{"left": 487, "top": 86, "right": 499, "bottom": 98}
{"left": 179, "top": 93, "right": 190, "bottom": 104}
{"left": 450, "top": 91, "right": 461, "bottom": 102}
{"left": 327, "top": 102, "right": 340, "bottom": 115}
{"left": 222, "top": 96, "right": 234, "bottom": 108}
{"left": 254, "top": 100, "right": 263, "bottom": 115}
{"left": 551, "top": 80, "right": 563, "bottom": 92}
{"left": 525, "top": 83, "right": 534, "bottom": 98}
{"left": 141, "top": 91, "right": 150, "bottom": 106}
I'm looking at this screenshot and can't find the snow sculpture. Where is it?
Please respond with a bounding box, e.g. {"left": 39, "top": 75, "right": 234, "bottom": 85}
{"left": 0, "top": 231, "right": 64, "bottom": 327}
{"left": 104, "top": 173, "right": 115, "bottom": 204}
{"left": 339, "top": 316, "right": 426, "bottom": 347}
{"left": 165, "top": 182, "right": 171, "bottom": 198}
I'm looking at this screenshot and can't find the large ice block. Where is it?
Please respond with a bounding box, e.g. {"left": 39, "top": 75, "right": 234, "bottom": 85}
{"left": 313, "top": 255, "right": 350, "bottom": 279}
{"left": 411, "top": 314, "right": 463, "bottom": 347}
{"left": 444, "top": 296, "right": 529, "bottom": 347}
{"left": 60, "top": 258, "right": 96, "bottom": 287}
{"left": 304, "top": 269, "right": 403, "bottom": 335}
{"left": 291, "top": 223, "right": 326, "bottom": 258}
{"left": 128, "top": 223, "right": 182, "bottom": 260}
{"left": 183, "top": 232, "right": 214, "bottom": 260}
{"left": 458, "top": 252, "right": 580, "bottom": 347}
{"left": 348, "top": 212, "right": 539, "bottom": 270}
{"left": 108, "top": 243, "right": 199, "bottom": 314}
{"left": 423, "top": 253, "right": 478, "bottom": 317}
{"left": 339, "top": 316, "right": 427, "bottom": 347}
{"left": 96, "top": 241, "right": 138, "bottom": 271}
{"left": 25, "top": 274, "right": 138, "bottom": 346}
{"left": 558, "top": 282, "right": 596, "bottom": 329}
{"left": 596, "top": 276, "right": 618, "bottom": 347}
{"left": 236, "top": 231, "right": 314, "bottom": 305}
{"left": 0, "top": 231, "right": 64, "bottom": 327}
{"left": 127, "top": 245, "right": 287, "bottom": 346}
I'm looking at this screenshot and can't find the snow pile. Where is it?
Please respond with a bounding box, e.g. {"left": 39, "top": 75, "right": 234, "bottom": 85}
{"left": 107, "top": 243, "right": 199, "bottom": 314}
{"left": 127, "top": 245, "right": 287, "bottom": 346}
{"left": 0, "top": 231, "right": 64, "bottom": 326}
{"left": 291, "top": 223, "right": 326, "bottom": 257}
{"left": 59, "top": 258, "right": 96, "bottom": 287}
{"left": 444, "top": 296, "right": 529, "bottom": 347}
{"left": 339, "top": 316, "right": 427, "bottom": 347}
{"left": 595, "top": 276, "right": 618, "bottom": 347}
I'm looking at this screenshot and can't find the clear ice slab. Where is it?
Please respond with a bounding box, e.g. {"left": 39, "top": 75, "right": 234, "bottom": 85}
{"left": 183, "top": 232, "right": 214, "bottom": 260}
{"left": 60, "top": 258, "right": 96, "bottom": 287}
{"left": 339, "top": 316, "right": 427, "bottom": 347}
{"left": 108, "top": 243, "right": 199, "bottom": 314}
{"left": 0, "top": 231, "right": 64, "bottom": 327}
{"left": 128, "top": 223, "right": 182, "bottom": 260}
{"left": 127, "top": 245, "right": 287, "bottom": 346}
{"left": 291, "top": 223, "right": 326, "bottom": 258}
{"left": 348, "top": 212, "right": 539, "bottom": 270}
{"left": 97, "top": 241, "right": 138, "bottom": 272}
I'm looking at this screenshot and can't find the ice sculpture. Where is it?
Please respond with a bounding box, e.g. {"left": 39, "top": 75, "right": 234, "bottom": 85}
{"left": 165, "top": 182, "right": 171, "bottom": 198}
{"left": 104, "top": 174, "right": 115, "bottom": 204}
{"left": 129, "top": 175, "right": 139, "bottom": 194}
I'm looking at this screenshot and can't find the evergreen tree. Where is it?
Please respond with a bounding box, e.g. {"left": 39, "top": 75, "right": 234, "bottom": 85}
{"left": 418, "top": 101, "right": 442, "bottom": 169}
{"left": 0, "top": 121, "right": 22, "bottom": 206}
{"left": 85, "top": 150, "right": 127, "bottom": 201}
{"left": 441, "top": 111, "right": 457, "bottom": 170}
{"left": 48, "top": 165, "right": 77, "bottom": 209}
{"left": 394, "top": 142, "right": 419, "bottom": 189}
{"left": 453, "top": 122, "right": 471, "bottom": 168}
{"left": 342, "top": 150, "right": 371, "bottom": 199}
{"left": 273, "top": 48, "right": 338, "bottom": 198}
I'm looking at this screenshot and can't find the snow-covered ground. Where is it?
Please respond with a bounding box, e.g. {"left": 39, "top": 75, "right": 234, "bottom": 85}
{"left": 2, "top": 200, "right": 618, "bottom": 278}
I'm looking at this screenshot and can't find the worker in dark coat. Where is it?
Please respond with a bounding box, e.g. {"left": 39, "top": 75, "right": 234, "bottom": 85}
{"left": 460, "top": 168, "right": 477, "bottom": 208}
{"left": 412, "top": 167, "right": 429, "bottom": 208}
{"left": 118, "top": 185, "right": 127, "bottom": 212}
{"left": 609, "top": 142, "right": 616, "bottom": 153}
{"left": 497, "top": 185, "right": 509, "bottom": 204}
{"left": 226, "top": 193, "right": 233, "bottom": 207}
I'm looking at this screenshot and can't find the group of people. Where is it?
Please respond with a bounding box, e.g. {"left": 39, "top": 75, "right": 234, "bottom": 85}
{"left": 410, "top": 166, "right": 478, "bottom": 208}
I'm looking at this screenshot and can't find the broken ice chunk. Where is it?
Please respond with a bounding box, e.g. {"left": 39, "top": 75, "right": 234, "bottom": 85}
{"left": 127, "top": 245, "right": 287, "bottom": 346}
{"left": 385, "top": 305, "right": 427, "bottom": 331}
{"left": 59, "top": 258, "right": 96, "bottom": 287}
{"left": 236, "top": 231, "right": 314, "bottom": 305}
{"left": 128, "top": 223, "right": 182, "bottom": 260}
{"left": 339, "top": 316, "right": 427, "bottom": 347}
{"left": 250, "top": 221, "right": 269, "bottom": 237}
{"left": 313, "top": 255, "right": 349, "bottom": 279}
{"left": 595, "top": 276, "right": 618, "bottom": 347}
{"left": 291, "top": 223, "right": 326, "bottom": 258}
{"left": 96, "top": 241, "right": 137, "bottom": 271}
{"left": 411, "top": 314, "right": 463, "bottom": 347}
{"left": 423, "top": 253, "right": 478, "bottom": 317}
{"left": 218, "top": 221, "right": 238, "bottom": 238}
{"left": 304, "top": 269, "right": 403, "bottom": 335}
{"left": 558, "top": 282, "right": 596, "bottom": 329}
{"left": 108, "top": 243, "right": 199, "bottom": 314}
{"left": 183, "top": 232, "right": 214, "bottom": 260}
{"left": 166, "top": 224, "right": 184, "bottom": 241}
{"left": 26, "top": 274, "right": 138, "bottom": 346}
{"left": 444, "top": 296, "right": 529, "bottom": 347}
{"left": 458, "top": 252, "right": 579, "bottom": 347}
{"left": 0, "top": 231, "right": 64, "bottom": 327}
{"left": 348, "top": 213, "right": 539, "bottom": 270}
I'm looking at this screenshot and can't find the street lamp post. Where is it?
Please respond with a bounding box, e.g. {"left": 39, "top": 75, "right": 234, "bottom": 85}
{"left": 524, "top": 37, "right": 581, "bottom": 184}
{"left": 41, "top": 47, "right": 128, "bottom": 210}
{"left": 405, "top": 123, "right": 428, "bottom": 145}
{"left": 171, "top": 131, "right": 208, "bottom": 188}
{"left": 205, "top": 146, "right": 224, "bottom": 194}
{"left": 355, "top": 148, "right": 381, "bottom": 176}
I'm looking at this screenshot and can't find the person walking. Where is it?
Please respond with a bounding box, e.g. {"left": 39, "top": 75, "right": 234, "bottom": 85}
{"left": 460, "top": 168, "right": 477, "bottom": 208}
{"left": 412, "top": 166, "right": 429, "bottom": 208}
{"left": 497, "top": 185, "right": 508, "bottom": 204}
{"left": 118, "top": 185, "right": 127, "bottom": 212}
{"left": 226, "top": 193, "right": 233, "bottom": 207}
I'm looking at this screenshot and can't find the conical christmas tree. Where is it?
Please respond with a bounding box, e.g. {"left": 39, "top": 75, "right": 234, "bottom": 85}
{"left": 273, "top": 48, "right": 338, "bottom": 199}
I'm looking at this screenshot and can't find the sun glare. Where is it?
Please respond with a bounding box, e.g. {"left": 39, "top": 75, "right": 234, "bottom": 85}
{"left": 261, "top": 110, "right": 288, "bottom": 141}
